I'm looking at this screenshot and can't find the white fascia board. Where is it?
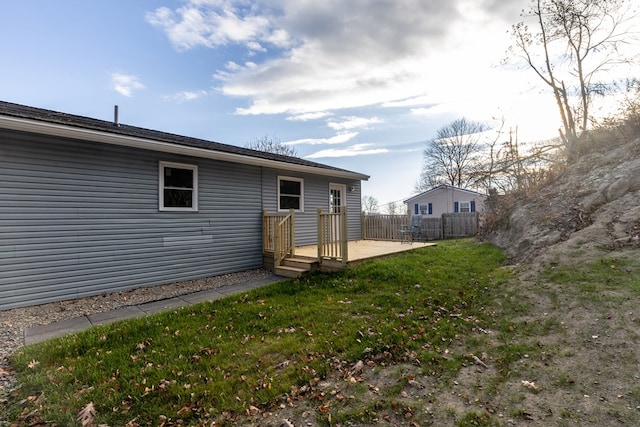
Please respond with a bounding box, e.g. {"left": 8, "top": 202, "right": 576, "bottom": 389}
{"left": 0, "top": 115, "right": 370, "bottom": 181}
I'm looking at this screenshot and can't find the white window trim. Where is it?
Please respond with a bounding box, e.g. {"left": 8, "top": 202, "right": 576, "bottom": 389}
{"left": 277, "top": 175, "right": 304, "bottom": 212}
{"left": 159, "top": 161, "right": 198, "bottom": 212}
{"left": 459, "top": 200, "right": 471, "bottom": 213}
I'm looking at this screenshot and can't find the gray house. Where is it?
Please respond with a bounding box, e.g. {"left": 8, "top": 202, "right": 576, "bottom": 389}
{"left": 0, "top": 101, "right": 368, "bottom": 310}
{"left": 402, "top": 185, "right": 487, "bottom": 240}
{"left": 404, "top": 185, "right": 486, "bottom": 217}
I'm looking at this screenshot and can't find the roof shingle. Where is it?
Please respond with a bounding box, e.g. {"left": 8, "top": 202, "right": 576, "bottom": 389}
{"left": 0, "top": 100, "right": 367, "bottom": 178}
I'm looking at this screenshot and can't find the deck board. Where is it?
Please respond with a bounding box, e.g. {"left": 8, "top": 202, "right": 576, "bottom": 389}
{"left": 294, "top": 240, "right": 436, "bottom": 262}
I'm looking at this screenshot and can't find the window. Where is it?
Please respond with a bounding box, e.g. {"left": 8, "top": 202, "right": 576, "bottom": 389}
{"left": 419, "top": 203, "right": 433, "bottom": 215}
{"left": 458, "top": 201, "right": 471, "bottom": 213}
{"left": 159, "top": 161, "right": 198, "bottom": 211}
{"left": 278, "top": 176, "right": 303, "bottom": 211}
{"left": 415, "top": 203, "right": 433, "bottom": 215}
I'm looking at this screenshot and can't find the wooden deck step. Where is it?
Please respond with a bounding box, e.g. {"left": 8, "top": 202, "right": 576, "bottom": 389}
{"left": 282, "top": 256, "right": 318, "bottom": 272}
{"left": 274, "top": 256, "right": 319, "bottom": 278}
{"left": 274, "top": 265, "right": 308, "bottom": 278}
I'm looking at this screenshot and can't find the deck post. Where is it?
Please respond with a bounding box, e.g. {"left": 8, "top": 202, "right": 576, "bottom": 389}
{"left": 317, "top": 208, "right": 323, "bottom": 264}
{"left": 262, "top": 210, "right": 268, "bottom": 252}
{"left": 274, "top": 217, "right": 280, "bottom": 266}
{"left": 341, "top": 206, "right": 348, "bottom": 265}
{"left": 289, "top": 208, "right": 295, "bottom": 257}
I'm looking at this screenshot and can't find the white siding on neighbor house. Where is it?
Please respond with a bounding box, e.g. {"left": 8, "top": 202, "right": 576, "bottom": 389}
{"left": 262, "top": 169, "right": 363, "bottom": 246}
{"left": 0, "top": 130, "right": 264, "bottom": 310}
{"left": 407, "top": 187, "right": 486, "bottom": 218}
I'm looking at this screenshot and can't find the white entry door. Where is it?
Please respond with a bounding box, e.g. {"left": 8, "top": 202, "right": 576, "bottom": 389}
{"left": 329, "top": 183, "right": 346, "bottom": 241}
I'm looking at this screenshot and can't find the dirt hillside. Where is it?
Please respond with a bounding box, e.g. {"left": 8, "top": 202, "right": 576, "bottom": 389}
{"left": 489, "top": 136, "right": 640, "bottom": 265}
{"left": 477, "top": 135, "right": 640, "bottom": 426}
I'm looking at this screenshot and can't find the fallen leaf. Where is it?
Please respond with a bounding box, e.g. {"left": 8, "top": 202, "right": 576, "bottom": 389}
{"left": 77, "top": 402, "right": 97, "bottom": 427}
{"left": 347, "top": 360, "right": 364, "bottom": 377}
{"left": 465, "top": 353, "right": 489, "bottom": 369}
{"left": 521, "top": 380, "right": 540, "bottom": 392}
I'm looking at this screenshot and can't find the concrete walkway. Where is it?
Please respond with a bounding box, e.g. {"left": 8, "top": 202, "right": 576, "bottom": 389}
{"left": 24, "top": 274, "right": 285, "bottom": 346}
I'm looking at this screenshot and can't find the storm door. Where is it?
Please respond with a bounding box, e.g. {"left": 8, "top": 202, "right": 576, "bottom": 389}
{"left": 329, "top": 183, "right": 346, "bottom": 241}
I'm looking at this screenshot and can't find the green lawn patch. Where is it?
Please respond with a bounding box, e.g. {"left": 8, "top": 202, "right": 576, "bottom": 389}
{"left": 7, "top": 239, "right": 510, "bottom": 426}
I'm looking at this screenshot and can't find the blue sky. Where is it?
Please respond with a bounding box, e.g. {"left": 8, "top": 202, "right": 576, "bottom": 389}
{"left": 2, "top": 1, "right": 638, "bottom": 208}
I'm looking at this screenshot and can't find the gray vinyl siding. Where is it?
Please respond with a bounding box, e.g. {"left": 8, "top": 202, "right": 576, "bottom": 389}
{"left": 345, "top": 182, "right": 363, "bottom": 241}
{"left": 0, "top": 130, "right": 263, "bottom": 310}
{"left": 262, "top": 169, "right": 363, "bottom": 245}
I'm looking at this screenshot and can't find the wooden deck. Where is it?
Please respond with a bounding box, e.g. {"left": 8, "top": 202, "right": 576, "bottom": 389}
{"left": 294, "top": 240, "right": 437, "bottom": 266}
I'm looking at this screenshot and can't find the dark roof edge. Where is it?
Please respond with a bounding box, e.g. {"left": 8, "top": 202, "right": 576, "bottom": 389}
{"left": 0, "top": 101, "right": 369, "bottom": 181}
{"left": 404, "top": 184, "right": 486, "bottom": 203}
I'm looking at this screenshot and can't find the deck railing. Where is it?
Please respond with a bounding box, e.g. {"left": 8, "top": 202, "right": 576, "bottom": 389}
{"left": 262, "top": 209, "right": 295, "bottom": 265}
{"left": 317, "top": 206, "right": 348, "bottom": 265}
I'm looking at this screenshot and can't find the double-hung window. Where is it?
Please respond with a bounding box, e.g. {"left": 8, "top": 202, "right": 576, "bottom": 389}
{"left": 456, "top": 201, "right": 474, "bottom": 213}
{"left": 159, "top": 161, "right": 198, "bottom": 211}
{"left": 415, "top": 203, "right": 433, "bottom": 215}
{"left": 278, "top": 176, "right": 304, "bottom": 211}
{"left": 419, "top": 203, "right": 433, "bottom": 215}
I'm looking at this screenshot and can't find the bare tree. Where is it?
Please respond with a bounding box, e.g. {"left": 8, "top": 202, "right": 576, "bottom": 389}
{"left": 417, "top": 118, "right": 487, "bottom": 191}
{"left": 507, "top": 0, "right": 636, "bottom": 158}
{"left": 362, "top": 195, "right": 379, "bottom": 214}
{"left": 474, "top": 124, "right": 563, "bottom": 196}
{"left": 384, "top": 201, "right": 402, "bottom": 216}
{"left": 245, "top": 135, "right": 298, "bottom": 157}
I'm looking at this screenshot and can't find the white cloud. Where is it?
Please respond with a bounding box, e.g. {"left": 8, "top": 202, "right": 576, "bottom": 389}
{"left": 145, "top": 2, "right": 292, "bottom": 52}
{"left": 206, "top": 0, "right": 524, "bottom": 117}
{"left": 224, "top": 61, "right": 242, "bottom": 71}
{"left": 111, "top": 73, "right": 145, "bottom": 97}
{"left": 383, "top": 95, "right": 433, "bottom": 108}
{"left": 168, "top": 90, "right": 209, "bottom": 102}
{"left": 305, "top": 143, "right": 389, "bottom": 159}
{"left": 327, "top": 116, "right": 381, "bottom": 131}
{"left": 149, "top": 0, "right": 636, "bottom": 142}
{"left": 149, "top": 0, "right": 467, "bottom": 115}
{"left": 285, "top": 131, "right": 358, "bottom": 146}
{"left": 286, "top": 111, "right": 332, "bottom": 121}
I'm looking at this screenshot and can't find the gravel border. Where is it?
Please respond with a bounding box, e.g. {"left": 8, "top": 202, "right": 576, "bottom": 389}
{"left": 0, "top": 268, "right": 276, "bottom": 398}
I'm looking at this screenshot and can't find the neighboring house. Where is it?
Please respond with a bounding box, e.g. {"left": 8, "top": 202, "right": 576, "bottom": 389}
{"left": 404, "top": 185, "right": 487, "bottom": 217}
{"left": 0, "top": 101, "right": 369, "bottom": 310}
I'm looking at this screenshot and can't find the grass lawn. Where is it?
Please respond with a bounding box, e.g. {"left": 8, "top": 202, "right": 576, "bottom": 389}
{"left": 6, "top": 239, "right": 514, "bottom": 426}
